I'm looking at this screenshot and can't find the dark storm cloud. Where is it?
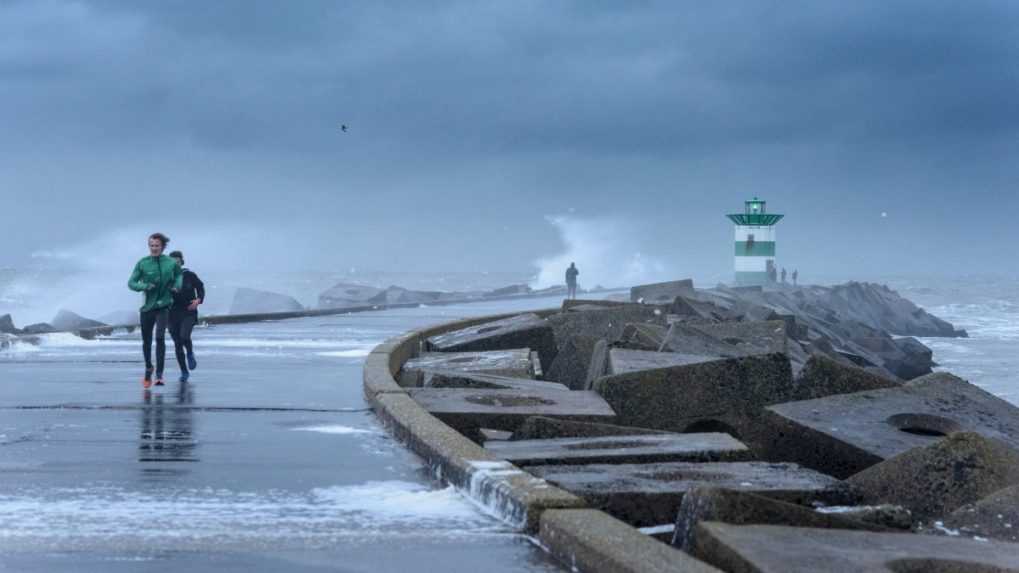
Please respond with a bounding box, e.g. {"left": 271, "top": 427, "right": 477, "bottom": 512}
{"left": 1, "top": 0, "right": 1017, "bottom": 276}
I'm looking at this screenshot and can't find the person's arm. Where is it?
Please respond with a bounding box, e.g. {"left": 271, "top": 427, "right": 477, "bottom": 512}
{"left": 192, "top": 273, "right": 205, "bottom": 303}
{"left": 127, "top": 261, "right": 150, "bottom": 292}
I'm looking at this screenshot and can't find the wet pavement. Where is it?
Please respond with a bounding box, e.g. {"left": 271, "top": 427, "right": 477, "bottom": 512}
{"left": 0, "top": 297, "right": 574, "bottom": 572}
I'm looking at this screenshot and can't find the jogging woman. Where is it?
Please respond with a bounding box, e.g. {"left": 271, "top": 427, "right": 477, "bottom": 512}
{"left": 128, "top": 232, "right": 182, "bottom": 388}
{"left": 168, "top": 250, "right": 205, "bottom": 382}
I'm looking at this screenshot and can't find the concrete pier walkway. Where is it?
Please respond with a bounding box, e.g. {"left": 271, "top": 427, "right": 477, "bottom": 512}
{"left": 0, "top": 298, "right": 570, "bottom": 572}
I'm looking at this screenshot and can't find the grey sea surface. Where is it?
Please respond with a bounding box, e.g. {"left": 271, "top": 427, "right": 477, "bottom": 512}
{"left": 0, "top": 296, "right": 571, "bottom": 572}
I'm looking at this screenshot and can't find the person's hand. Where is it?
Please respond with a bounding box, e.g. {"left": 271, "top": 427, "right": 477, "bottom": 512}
{"left": 187, "top": 299, "right": 201, "bottom": 311}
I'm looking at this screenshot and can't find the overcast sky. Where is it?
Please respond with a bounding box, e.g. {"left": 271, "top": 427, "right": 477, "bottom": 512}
{"left": 1, "top": 1, "right": 1017, "bottom": 282}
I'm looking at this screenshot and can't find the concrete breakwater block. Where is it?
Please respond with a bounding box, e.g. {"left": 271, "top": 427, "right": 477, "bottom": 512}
{"left": 512, "top": 416, "right": 672, "bottom": 441}
{"left": 527, "top": 461, "right": 852, "bottom": 527}
{"left": 690, "top": 320, "right": 789, "bottom": 355}
{"left": 561, "top": 299, "right": 629, "bottom": 311}
{"left": 407, "top": 387, "right": 616, "bottom": 434}
{"left": 485, "top": 433, "right": 750, "bottom": 467}
{"left": 814, "top": 504, "right": 913, "bottom": 530}
{"left": 939, "top": 483, "right": 1019, "bottom": 543}
{"left": 593, "top": 353, "right": 794, "bottom": 437}
{"left": 399, "top": 349, "right": 535, "bottom": 387}
{"left": 426, "top": 313, "right": 558, "bottom": 372}
{"left": 792, "top": 354, "right": 899, "bottom": 400}
{"left": 847, "top": 432, "right": 1019, "bottom": 520}
{"left": 690, "top": 523, "right": 1019, "bottom": 573}
{"left": 630, "top": 279, "right": 694, "bottom": 303}
{"left": 607, "top": 348, "right": 723, "bottom": 375}
{"left": 422, "top": 370, "right": 568, "bottom": 391}
{"left": 658, "top": 323, "right": 748, "bottom": 357}
{"left": 545, "top": 335, "right": 602, "bottom": 390}
{"left": 614, "top": 323, "right": 669, "bottom": 351}
{"left": 547, "top": 305, "right": 664, "bottom": 351}
{"left": 673, "top": 487, "right": 886, "bottom": 551}
{"left": 759, "top": 372, "right": 1019, "bottom": 478}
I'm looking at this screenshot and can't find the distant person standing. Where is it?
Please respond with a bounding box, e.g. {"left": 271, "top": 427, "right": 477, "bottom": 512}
{"left": 128, "top": 233, "right": 182, "bottom": 389}
{"left": 565, "top": 262, "right": 580, "bottom": 300}
{"left": 168, "top": 251, "right": 205, "bottom": 383}
{"left": 792, "top": 269, "right": 799, "bottom": 287}
{"left": 781, "top": 267, "right": 787, "bottom": 284}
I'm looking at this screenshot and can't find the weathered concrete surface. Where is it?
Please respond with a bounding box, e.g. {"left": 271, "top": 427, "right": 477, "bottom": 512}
{"left": 407, "top": 387, "right": 616, "bottom": 434}
{"left": 486, "top": 433, "right": 750, "bottom": 466}
{"left": 690, "top": 320, "right": 789, "bottom": 356}
{"left": 658, "top": 323, "right": 748, "bottom": 357}
{"left": 691, "top": 523, "right": 1019, "bottom": 573}
{"left": 527, "top": 461, "right": 853, "bottom": 527}
{"left": 760, "top": 372, "right": 1019, "bottom": 478}
{"left": 847, "top": 432, "right": 1019, "bottom": 520}
{"left": 607, "top": 348, "right": 723, "bottom": 375}
{"left": 399, "top": 349, "right": 535, "bottom": 387}
{"left": 594, "top": 353, "right": 794, "bottom": 438}
{"left": 427, "top": 313, "right": 558, "bottom": 372}
{"left": 673, "top": 487, "right": 886, "bottom": 551}
{"left": 546, "top": 305, "right": 664, "bottom": 351}
{"left": 614, "top": 323, "right": 669, "bottom": 351}
{"left": 539, "top": 509, "right": 722, "bottom": 573}
{"left": 792, "top": 354, "right": 899, "bottom": 400}
{"left": 561, "top": 299, "right": 629, "bottom": 312}
{"left": 423, "top": 370, "right": 568, "bottom": 391}
{"left": 585, "top": 339, "right": 610, "bottom": 390}
{"left": 814, "top": 504, "right": 914, "bottom": 530}
{"left": 545, "top": 335, "right": 602, "bottom": 390}
{"left": 229, "top": 287, "right": 304, "bottom": 315}
{"left": 630, "top": 279, "right": 695, "bottom": 304}
{"left": 512, "top": 416, "right": 671, "bottom": 441}
{"left": 939, "top": 483, "right": 1019, "bottom": 543}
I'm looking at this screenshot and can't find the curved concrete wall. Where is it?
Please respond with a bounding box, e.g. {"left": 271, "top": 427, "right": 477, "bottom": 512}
{"left": 362, "top": 309, "right": 714, "bottom": 572}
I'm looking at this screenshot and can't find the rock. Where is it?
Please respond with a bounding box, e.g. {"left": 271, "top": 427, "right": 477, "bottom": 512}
{"left": 485, "top": 284, "right": 532, "bottom": 297}
{"left": 884, "top": 336, "right": 935, "bottom": 379}
{"left": 817, "top": 281, "right": 967, "bottom": 338}
{"left": 630, "top": 279, "right": 695, "bottom": 303}
{"left": 607, "top": 348, "right": 723, "bottom": 375}
{"left": 690, "top": 523, "right": 1019, "bottom": 573}
{"left": 584, "top": 339, "right": 610, "bottom": 390}
{"left": 317, "top": 282, "right": 385, "bottom": 309}
{"left": 426, "top": 313, "right": 558, "bottom": 372}
{"left": 486, "top": 433, "right": 750, "bottom": 466}
{"left": 527, "top": 461, "right": 853, "bottom": 527}
{"left": 545, "top": 335, "right": 602, "bottom": 390}
{"left": 657, "top": 323, "right": 747, "bottom": 358}
{"left": 546, "top": 305, "right": 665, "bottom": 351}
{"left": 673, "top": 487, "right": 886, "bottom": 551}
{"left": 792, "top": 355, "right": 900, "bottom": 400}
{"left": 690, "top": 320, "right": 789, "bottom": 355}
{"left": 593, "top": 353, "right": 794, "bottom": 439}
{"left": 539, "top": 509, "right": 724, "bottom": 573}
{"left": 667, "top": 295, "right": 719, "bottom": 321}
{"left": 399, "top": 349, "right": 535, "bottom": 387}
{"left": 0, "top": 314, "right": 18, "bottom": 334}
{"left": 938, "top": 483, "right": 1019, "bottom": 543}
{"left": 512, "top": 416, "right": 672, "bottom": 441}
{"left": 21, "top": 322, "right": 57, "bottom": 334}
{"left": 229, "top": 287, "right": 303, "bottom": 315}
{"left": 759, "top": 372, "right": 1019, "bottom": 479}
{"left": 561, "top": 299, "right": 629, "bottom": 312}
{"left": 614, "top": 323, "right": 669, "bottom": 351}
{"left": 423, "top": 370, "right": 568, "bottom": 391}
{"left": 847, "top": 432, "right": 1019, "bottom": 520}
{"left": 50, "top": 309, "right": 107, "bottom": 331}
{"left": 479, "top": 428, "right": 513, "bottom": 442}
{"left": 0, "top": 332, "right": 15, "bottom": 350}
{"left": 814, "top": 504, "right": 914, "bottom": 530}
{"left": 406, "top": 387, "right": 616, "bottom": 434}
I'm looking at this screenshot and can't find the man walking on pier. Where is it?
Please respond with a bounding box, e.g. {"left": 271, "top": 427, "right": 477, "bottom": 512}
{"left": 128, "top": 233, "right": 182, "bottom": 389}
{"left": 565, "top": 262, "right": 579, "bottom": 300}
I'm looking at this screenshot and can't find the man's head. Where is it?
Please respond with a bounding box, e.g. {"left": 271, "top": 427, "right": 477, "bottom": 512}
{"left": 148, "top": 233, "right": 170, "bottom": 256}
{"left": 169, "top": 250, "right": 184, "bottom": 267}
{"left": 570, "top": 262, "right": 576, "bottom": 268}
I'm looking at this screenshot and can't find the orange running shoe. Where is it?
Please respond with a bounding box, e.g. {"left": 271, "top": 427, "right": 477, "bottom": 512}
{"left": 142, "top": 368, "right": 153, "bottom": 389}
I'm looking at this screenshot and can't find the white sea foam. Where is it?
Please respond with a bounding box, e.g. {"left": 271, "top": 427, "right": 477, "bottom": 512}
{"left": 291, "top": 424, "right": 377, "bottom": 435}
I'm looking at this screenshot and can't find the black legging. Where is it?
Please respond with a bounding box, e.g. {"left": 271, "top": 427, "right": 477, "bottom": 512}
{"left": 169, "top": 312, "right": 197, "bottom": 372}
{"left": 140, "top": 307, "right": 170, "bottom": 376}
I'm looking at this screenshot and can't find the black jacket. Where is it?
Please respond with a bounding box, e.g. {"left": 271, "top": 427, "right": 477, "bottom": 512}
{"left": 171, "top": 269, "right": 205, "bottom": 315}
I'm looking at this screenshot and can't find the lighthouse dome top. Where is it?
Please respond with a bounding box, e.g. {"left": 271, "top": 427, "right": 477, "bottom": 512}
{"left": 726, "top": 197, "right": 784, "bottom": 226}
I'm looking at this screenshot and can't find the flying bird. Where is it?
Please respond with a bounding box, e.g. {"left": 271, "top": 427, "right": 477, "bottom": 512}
{"left": 340, "top": 124, "right": 348, "bottom": 132}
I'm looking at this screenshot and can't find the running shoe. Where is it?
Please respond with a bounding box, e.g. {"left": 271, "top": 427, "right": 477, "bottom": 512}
{"left": 155, "top": 375, "right": 165, "bottom": 387}
{"left": 179, "top": 371, "right": 190, "bottom": 383}
{"left": 142, "top": 368, "right": 153, "bottom": 389}
{"left": 187, "top": 353, "right": 197, "bottom": 370}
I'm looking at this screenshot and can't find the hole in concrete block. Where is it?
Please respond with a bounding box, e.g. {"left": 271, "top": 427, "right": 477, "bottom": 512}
{"left": 683, "top": 420, "right": 741, "bottom": 440}
{"left": 475, "top": 325, "right": 502, "bottom": 334}
{"left": 465, "top": 394, "right": 555, "bottom": 407}
{"left": 886, "top": 413, "right": 962, "bottom": 437}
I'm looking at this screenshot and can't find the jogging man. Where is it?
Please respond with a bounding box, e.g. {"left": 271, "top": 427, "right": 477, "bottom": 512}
{"left": 128, "top": 232, "right": 182, "bottom": 388}
{"left": 565, "top": 262, "right": 579, "bottom": 300}
{"left": 168, "top": 250, "right": 205, "bottom": 383}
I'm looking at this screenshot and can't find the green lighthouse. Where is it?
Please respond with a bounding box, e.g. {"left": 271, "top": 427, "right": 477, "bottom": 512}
{"left": 726, "top": 197, "right": 784, "bottom": 286}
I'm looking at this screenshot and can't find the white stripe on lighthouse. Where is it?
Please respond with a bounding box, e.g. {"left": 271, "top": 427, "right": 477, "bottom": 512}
{"left": 734, "top": 256, "right": 770, "bottom": 272}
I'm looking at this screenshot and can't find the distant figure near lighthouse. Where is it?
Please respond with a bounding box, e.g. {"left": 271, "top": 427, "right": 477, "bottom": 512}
{"left": 565, "top": 263, "right": 579, "bottom": 300}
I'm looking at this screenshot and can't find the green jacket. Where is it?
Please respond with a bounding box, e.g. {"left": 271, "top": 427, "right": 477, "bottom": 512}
{"left": 128, "top": 255, "right": 183, "bottom": 312}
